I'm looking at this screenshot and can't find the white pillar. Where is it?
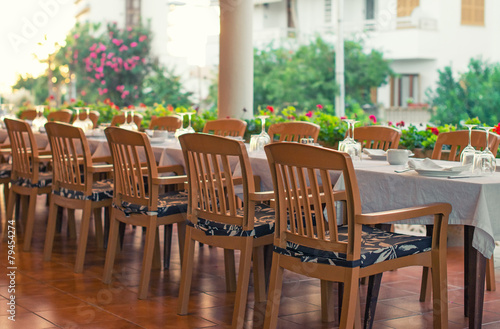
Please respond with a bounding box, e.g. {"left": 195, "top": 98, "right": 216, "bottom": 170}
{"left": 335, "top": 0, "right": 345, "bottom": 117}
{"left": 218, "top": 0, "right": 253, "bottom": 120}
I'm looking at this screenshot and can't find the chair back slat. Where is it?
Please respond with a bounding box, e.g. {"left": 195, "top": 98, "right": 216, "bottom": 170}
{"left": 353, "top": 126, "right": 401, "bottom": 151}
{"left": 105, "top": 127, "right": 157, "bottom": 208}
{"left": 202, "top": 119, "right": 247, "bottom": 137}
{"left": 268, "top": 121, "right": 320, "bottom": 142}
{"left": 149, "top": 116, "right": 182, "bottom": 132}
{"left": 432, "top": 130, "right": 500, "bottom": 161}
{"left": 5, "top": 118, "right": 40, "bottom": 182}
{"left": 47, "top": 109, "right": 73, "bottom": 123}
{"left": 266, "top": 143, "right": 362, "bottom": 256}
{"left": 180, "top": 133, "right": 255, "bottom": 228}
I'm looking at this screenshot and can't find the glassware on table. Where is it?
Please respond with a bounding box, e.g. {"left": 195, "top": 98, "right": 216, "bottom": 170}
{"left": 472, "top": 126, "right": 497, "bottom": 175}
{"left": 73, "top": 107, "right": 88, "bottom": 131}
{"left": 128, "top": 108, "right": 138, "bottom": 131}
{"left": 32, "top": 105, "right": 48, "bottom": 132}
{"left": 174, "top": 112, "right": 188, "bottom": 138}
{"left": 339, "top": 119, "right": 362, "bottom": 160}
{"left": 185, "top": 111, "right": 196, "bottom": 133}
{"left": 120, "top": 110, "right": 131, "bottom": 130}
{"left": 460, "top": 124, "right": 478, "bottom": 166}
{"left": 249, "top": 115, "right": 271, "bottom": 152}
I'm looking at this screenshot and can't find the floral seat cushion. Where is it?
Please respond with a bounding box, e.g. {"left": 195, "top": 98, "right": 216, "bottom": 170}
{"left": 189, "top": 203, "right": 275, "bottom": 238}
{"left": 274, "top": 225, "right": 432, "bottom": 268}
{"left": 12, "top": 172, "right": 52, "bottom": 188}
{"left": 53, "top": 179, "right": 113, "bottom": 202}
{"left": 114, "top": 190, "right": 188, "bottom": 217}
{"left": 0, "top": 163, "right": 11, "bottom": 179}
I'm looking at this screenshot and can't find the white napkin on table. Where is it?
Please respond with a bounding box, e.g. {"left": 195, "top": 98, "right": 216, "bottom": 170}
{"left": 362, "top": 149, "right": 386, "bottom": 157}
{"left": 408, "top": 158, "right": 470, "bottom": 172}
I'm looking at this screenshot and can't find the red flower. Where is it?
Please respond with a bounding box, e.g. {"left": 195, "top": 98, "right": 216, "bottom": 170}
{"left": 127, "top": 105, "right": 135, "bottom": 109}
{"left": 369, "top": 115, "right": 377, "bottom": 123}
{"left": 427, "top": 127, "right": 439, "bottom": 135}
{"left": 305, "top": 111, "right": 313, "bottom": 118}
{"left": 139, "top": 103, "right": 146, "bottom": 108}
{"left": 48, "top": 95, "right": 55, "bottom": 100}
{"left": 494, "top": 124, "right": 500, "bottom": 135}
{"left": 167, "top": 104, "right": 174, "bottom": 112}
{"left": 266, "top": 105, "right": 274, "bottom": 113}
{"left": 396, "top": 120, "right": 405, "bottom": 127}
{"left": 316, "top": 104, "right": 323, "bottom": 110}
{"left": 70, "top": 98, "right": 76, "bottom": 103}
{"left": 388, "top": 121, "right": 393, "bottom": 126}
{"left": 340, "top": 116, "right": 347, "bottom": 120}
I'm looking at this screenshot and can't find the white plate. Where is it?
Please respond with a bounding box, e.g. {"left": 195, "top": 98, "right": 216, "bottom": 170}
{"left": 149, "top": 137, "right": 165, "bottom": 144}
{"left": 368, "top": 154, "right": 387, "bottom": 161}
{"left": 415, "top": 169, "right": 463, "bottom": 177}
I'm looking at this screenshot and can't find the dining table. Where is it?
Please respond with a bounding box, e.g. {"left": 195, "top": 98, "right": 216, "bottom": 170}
{"left": 2, "top": 127, "right": 498, "bottom": 328}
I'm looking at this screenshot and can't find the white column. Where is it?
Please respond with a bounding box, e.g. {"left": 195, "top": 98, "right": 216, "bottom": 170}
{"left": 218, "top": 0, "right": 253, "bottom": 120}
{"left": 335, "top": 0, "right": 345, "bottom": 117}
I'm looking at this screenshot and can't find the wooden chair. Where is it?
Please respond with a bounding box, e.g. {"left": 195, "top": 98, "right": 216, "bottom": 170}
{"left": 19, "top": 109, "right": 37, "bottom": 121}
{"left": 74, "top": 110, "right": 100, "bottom": 129}
{"left": 177, "top": 133, "right": 274, "bottom": 328}
{"left": 149, "top": 115, "right": 182, "bottom": 132}
{"left": 111, "top": 113, "right": 143, "bottom": 129}
{"left": 43, "top": 122, "right": 114, "bottom": 273}
{"left": 432, "top": 130, "right": 500, "bottom": 160}
{"left": 268, "top": 121, "right": 320, "bottom": 142}
{"left": 353, "top": 126, "right": 401, "bottom": 150}
{"left": 263, "top": 142, "right": 451, "bottom": 329}
{"left": 102, "top": 127, "right": 188, "bottom": 299}
{"left": 202, "top": 118, "right": 247, "bottom": 137}
{"left": 47, "top": 109, "right": 73, "bottom": 123}
{"left": 3, "top": 118, "right": 52, "bottom": 251}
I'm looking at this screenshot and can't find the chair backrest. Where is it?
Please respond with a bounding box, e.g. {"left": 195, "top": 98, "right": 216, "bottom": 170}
{"left": 432, "top": 130, "right": 500, "bottom": 161}
{"left": 179, "top": 133, "right": 256, "bottom": 229}
{"left": 265, "top": 143, "right": 362, "bottom": 260}
{"left": 105, "top": 127, "right": 158, "bottom": 210}
{"left": 19, "top": 109, "right": 37, "bottom": 121}
{"left": 4, "top": 118, "right": 41, "bottom": 182}
{"left": 47, "top": 109, "right": 73, "bottom": 123}
{"left": 45, "top": 122, "right": 93, "bottom": 194}
{"left": 149, "top": 115, "right": 182, "bottom": 132}
{"left": 353, "top": 126, "right": 401, "bottom": 150}
{"left": 111, "top": 113, "right": 143, "bottom": 128}
{"left": 268, "top": 121, "right": 320, "bottom": 142}
{"left": 202, "top": 118, "right": 247, "bottom": 137}
{"left": 73, "top": 110, "right": 100, "bottom": 129}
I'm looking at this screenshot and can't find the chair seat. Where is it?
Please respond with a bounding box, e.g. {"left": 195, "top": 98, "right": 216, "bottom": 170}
{"left": 274, "top": 225, "right": 431, "bottom": 268}
{"left": 114, "top": 190, "right": 188, "bottom": 217}
{"left": 0, "top": 163, "right": 11, "bottom": 179}
{"left": 189, "top": 203, "right": 275, "bottom": 238}
{"left": 53, "top": 179, "right": 113, "bottom": 202}
{"left": 12, "top": 172, "right": 52, "bottom": 188}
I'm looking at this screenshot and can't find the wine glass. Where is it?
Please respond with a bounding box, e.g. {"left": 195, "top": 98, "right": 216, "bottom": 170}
{"left": 185, "top": 110, "right": 196, "bottom": 133}
{"left": 472, "top": 127, "right": 496, "bottom": 175}
{"left": 343, "top": 120, "right": 362, "bottom": 160}
{"left": 32, "top": 105, "right": 47, "bottom": 132}
{"left": 338, "top": 119, "right": 354, "bottom": 151}
{"left": 73, "top": 107, "right": 87, "bottom": 131}
{"left": 460, "top": 124, "right": 477, "bottom": 166}
{"left": 174, "top": 112, "right": 188, "bottom": 138}
{"left": 249, "top": 115, "right": 271, "bottom": 152}
{"left": 83, "top": 107, "right": 94, "bottom": 132}
{"left": 120, "top": 109, "right": 131, "bottom": 130}
{"left": 128, "top": 108, "right": 138, "bottom": 131}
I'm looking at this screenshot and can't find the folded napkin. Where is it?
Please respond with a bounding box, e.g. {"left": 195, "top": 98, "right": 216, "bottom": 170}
{"left": 408, "top": 158, "right": 470, "bottom": 172}
{"left": 363, "top": 149, "right": 386, "bottom": 157}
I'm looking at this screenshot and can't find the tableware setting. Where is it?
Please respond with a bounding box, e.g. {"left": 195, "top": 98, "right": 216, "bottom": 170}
{"left": 405, "top": 158, "right": 471, "bottom": 177}
{"left": 249, "top": 115, "right": 271, "bottom": 152}
{"left": 338, "top": 119, "right": 362, "bottom": 160}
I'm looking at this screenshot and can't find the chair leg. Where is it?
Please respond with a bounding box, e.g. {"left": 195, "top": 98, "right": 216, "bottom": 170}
{"left": 43, "top": 200, "right": 60, "bottom": 261}
{"left": 320, "top": 280, "right": 336, "bottom": 323}
{"left": 93, "top": 208, "right": 104, "bottom": 250}
{"left": 364, "top": 273, "right": 383, "bottom": 329}
{"left": 3, "top": 189, "right": 16, "bottom": 242}
{"left": 431, "top": 255, "right": 448, "bottom": 327}
{"left": 152, "top": 229, "right": 161, "bottom": 270}
{"left": 103, "top": 209, "right": 120, "bottom": 284}
{"left": 138, "top": 219, "right": 157, "bottom": 299}
{"left": 339, "top": 268, "right": 360, "bottom": 329}
{"left": 263, "top": 254, "right": 283, "bottom": 329}
{"left": 178, "top": 228, "right": 196, "bottom": 315}
{"left": 67, "top": 208, "right": 76, "bottom": 240}
{"left": 177, "top": 221, "right": 186, "bottom": 268}
{"left": 231, "top": 238, "right": 253, "bottom": 329}
{"left": 163, "top": 224, "right": 173, "bottom": 269}
{"left": 74, "top": 202, "right": 92, "bottom": 273}
{"left": 486, "top": 256, "right": 496, "bottom": 291}
{"left": 420, "top": 267, "right": 432, "bottom": 302}
{"left": 252, "top": 245, "right": 266, "bottom": 303}
{"left": 224, "top": 249, "right": 237, "bottom": 292}
{"left": 22, "top": 191, "right": 38, "bottom": 252}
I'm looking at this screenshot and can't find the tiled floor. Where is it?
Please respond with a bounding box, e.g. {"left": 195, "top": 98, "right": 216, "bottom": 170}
{"left": 2, "top": 195, "right": 500, "bottom": 328}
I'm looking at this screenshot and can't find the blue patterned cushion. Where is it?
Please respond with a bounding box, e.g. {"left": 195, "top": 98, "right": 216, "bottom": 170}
{"left": 274, "top": 225, "right": 431, "bottom": 268}
{"left": 189, "top": 203, "right": 275, "bottom": 238}
{"left": 53, "top": 179, "right": 113, "bottom": 202}
{"left": 0, "top": 163, "right": 11, "bottom": 179}
{"left": 114, "top": 190, "right": 188, "bottom": 217}
{"left": 12, "top": 172, "right": 52, "bottom": 188}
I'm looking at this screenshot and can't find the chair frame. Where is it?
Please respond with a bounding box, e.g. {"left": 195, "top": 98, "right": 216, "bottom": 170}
{"left": 263, "top": 143, "right": 451, "bottom": 329}
{"left": 102, "top": 127, "right": 187, "bottom": 299}
{"left": 149, "top": 115, "right": 182, "bottom": 132}
{"left": 111, "top": 113, "right": 143, "bottom": 129}
{"left": 202, "top": 118, "right": 247, "bottom": 137}
{"left": 19, "top": 109, "right": 37, "bottom": 121}
{"left": 177, "top": 133, "right": 273, "bottom": 328}
{"left": 432, "top": 130, "right": 500, "bottom": 160}
{"left": 47, "top": 109, "right": 73, "bottom": 124}
{"left": 74, "top": 110, "right": 100, "bottom": 129}
{"left": 43, "top": 122, "right": 113, "bottom": 273}
{"left": 268, "top": 121, "right": 320, "bottom": 142}
{"left": 353, "top": 126, "right": 401, "bottom": 150}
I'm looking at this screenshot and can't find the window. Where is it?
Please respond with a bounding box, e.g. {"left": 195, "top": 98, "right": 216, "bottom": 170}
{"left": 390, "top": 74, "right": 419, "bottom": 107}
{"left": 325, "top": 0, "right": 332, "bottom": 24}
{"left": 397, "top": 0, "right": 419, "bottom": 17}
{"left": 462, "top": 0, "right": 485, "bottom": 26}
{"left": 287, "top": 0, "right": 295, "bottom": 28}
{"left": 366, "top": 0, "right": 375, "bottom": 20}
{"left": 126, "top": 0, "right": 141, "bottom": 28}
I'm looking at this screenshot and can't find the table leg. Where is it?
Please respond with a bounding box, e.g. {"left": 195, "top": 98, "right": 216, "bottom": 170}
{"left": 464, "top": 225, "right": 487, "bottom": 329}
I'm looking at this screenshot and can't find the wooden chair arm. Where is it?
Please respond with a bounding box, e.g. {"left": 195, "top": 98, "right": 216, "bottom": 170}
{"left": 249, "top": 191, "right": 274, "bottom": 202}
{"left": 356, "top": 203, "right": 452, "bottom": 225}
{"left": 89, "top": 164, "right": 114, "bottom": 173}
{"left": 152, "top": 175, "right": 188, "bottom": 186}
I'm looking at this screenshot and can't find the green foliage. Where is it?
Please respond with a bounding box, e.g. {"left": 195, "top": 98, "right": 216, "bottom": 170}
{"left": 12, "top": 74, "right": 49, "bottom": 104}
{"left": 141, "top": 65, "right": 193, "bottom": 107}
{"left": 428, "top": 58, "right": 500, "bottom": 126}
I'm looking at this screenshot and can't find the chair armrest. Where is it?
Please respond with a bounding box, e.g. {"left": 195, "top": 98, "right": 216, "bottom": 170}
{"left": 157, "top": 164, "right": 184, "bottom": 175}
{"left": 89, "top": 164, "right": 114, "bottom": 173}
{"left": 249, "top": 191, "right": 274, "bottom": 202}
{"left": 356, "top": 202, "right": 452, "bottom": 225}
{"left": 152, "top": 175, "right": 188, "bottom": 186}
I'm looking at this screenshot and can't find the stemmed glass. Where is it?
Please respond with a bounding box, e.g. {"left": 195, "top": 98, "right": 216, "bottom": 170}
{"left": 73, "top": 107, "right": 87, "bottom": 131}
{"left": 174, "top": 112, "right": 188, "bottom": 138}
{"left": 185, "top": 110, "right": 196, "bottom": 133}
{"left": 460, "top": 124, "right": 477, "bottom": 166}
{"left": 339, "top": 119, "right": 361, "bottom": 160}
{"left": 120, "top": 109, "right": 131, "bottom": 130}
{"left": 32, "top": 105, "right": 47, "bottom": 132}
{"left": 249, "top": 115, "right": 271, "bottom": 152}
{"left": 472, "top": 126, "right": 497, "bottom": 175}
{"left": 128, "top": 108, "right": 138, "bottom": 131}
{"left": 83, "top": 107, "right": 94, "bottom": 132}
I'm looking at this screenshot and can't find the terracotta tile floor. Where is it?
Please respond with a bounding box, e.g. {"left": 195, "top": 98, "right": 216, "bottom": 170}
{"left": 2, "top": 195, "right": 500, "bottom": 328}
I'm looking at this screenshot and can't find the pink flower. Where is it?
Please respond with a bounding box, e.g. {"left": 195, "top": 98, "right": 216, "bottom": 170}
{"left": 369, "top": 114, "right": 377, "bottom": 123}
{"left": 98, "top": 44, "right": 106, "bottom": 52}
{"left": 95, "top": 66, "right": 103, "bottom": 73}
{"left": 139, "top": 35, "right": 147, "bottom": 42}
{"left": 130, "top": 42, "right": 138, "bottom": 48}
{"left": 94, "top": 74, "right": 100, "bottom": 80}
{"left": 112, "top": 39, "right": 123, "bottom": 46}
{"left": 81, "top": 90, "right": 87, "bottom": 96}
{"left": 119, "top": 45, "right": 128, "bottom": 52}
{"left": 89, "top": 44, "right": 97, "bottom": 51}
{"left": 133, "top": 86, "right": 138, "bottom": 90}
{"left": 340, "top": 116, "right": 347, "bottom": 120}
{"left": 396, "top": 120, "right": 405, "bottom": 127}
{"left": 103, "top": 88, "right": 108, "bottom": 93}
{"left": 388, "top": 121, "right": 393, "bottom": 126}
{"left": 316, "top": 104, "right": 323, "bottom": 110}
{"left": 73, "top": 33, "right": 80, "bottom": 39}
{"left": 121, "top": 90, "right": 130, "bottom": 99}
{"left": 124, "top": 63, "right": 130, "bottom": 70}
{"left": 90, "top": 52, "right": 97, "bottom": 59}
{"left": 127, "top": 26, "right": 132, "bottom": 32}
{"left": 116, "top": 85, "right": 125, "bottom": 92}
{"left": 305, "top": 111, "right": 313, "bottom": 118}
{"left": 107, "top": 52, "right": 115, "bottom": 59}
{"left": 101, "top": 80, "right": 106, "bottom": 85}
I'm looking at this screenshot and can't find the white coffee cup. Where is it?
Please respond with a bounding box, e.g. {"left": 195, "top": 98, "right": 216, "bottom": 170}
{"left": 387, "top": 149, "right": 410, "bottom": 165}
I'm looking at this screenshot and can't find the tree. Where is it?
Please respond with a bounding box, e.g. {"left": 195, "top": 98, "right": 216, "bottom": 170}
{"left": 429, "top": 58, "right": 500, "bottom": 126}
{"left": 141, "top": 65, "right": 193, "bottom": 107}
